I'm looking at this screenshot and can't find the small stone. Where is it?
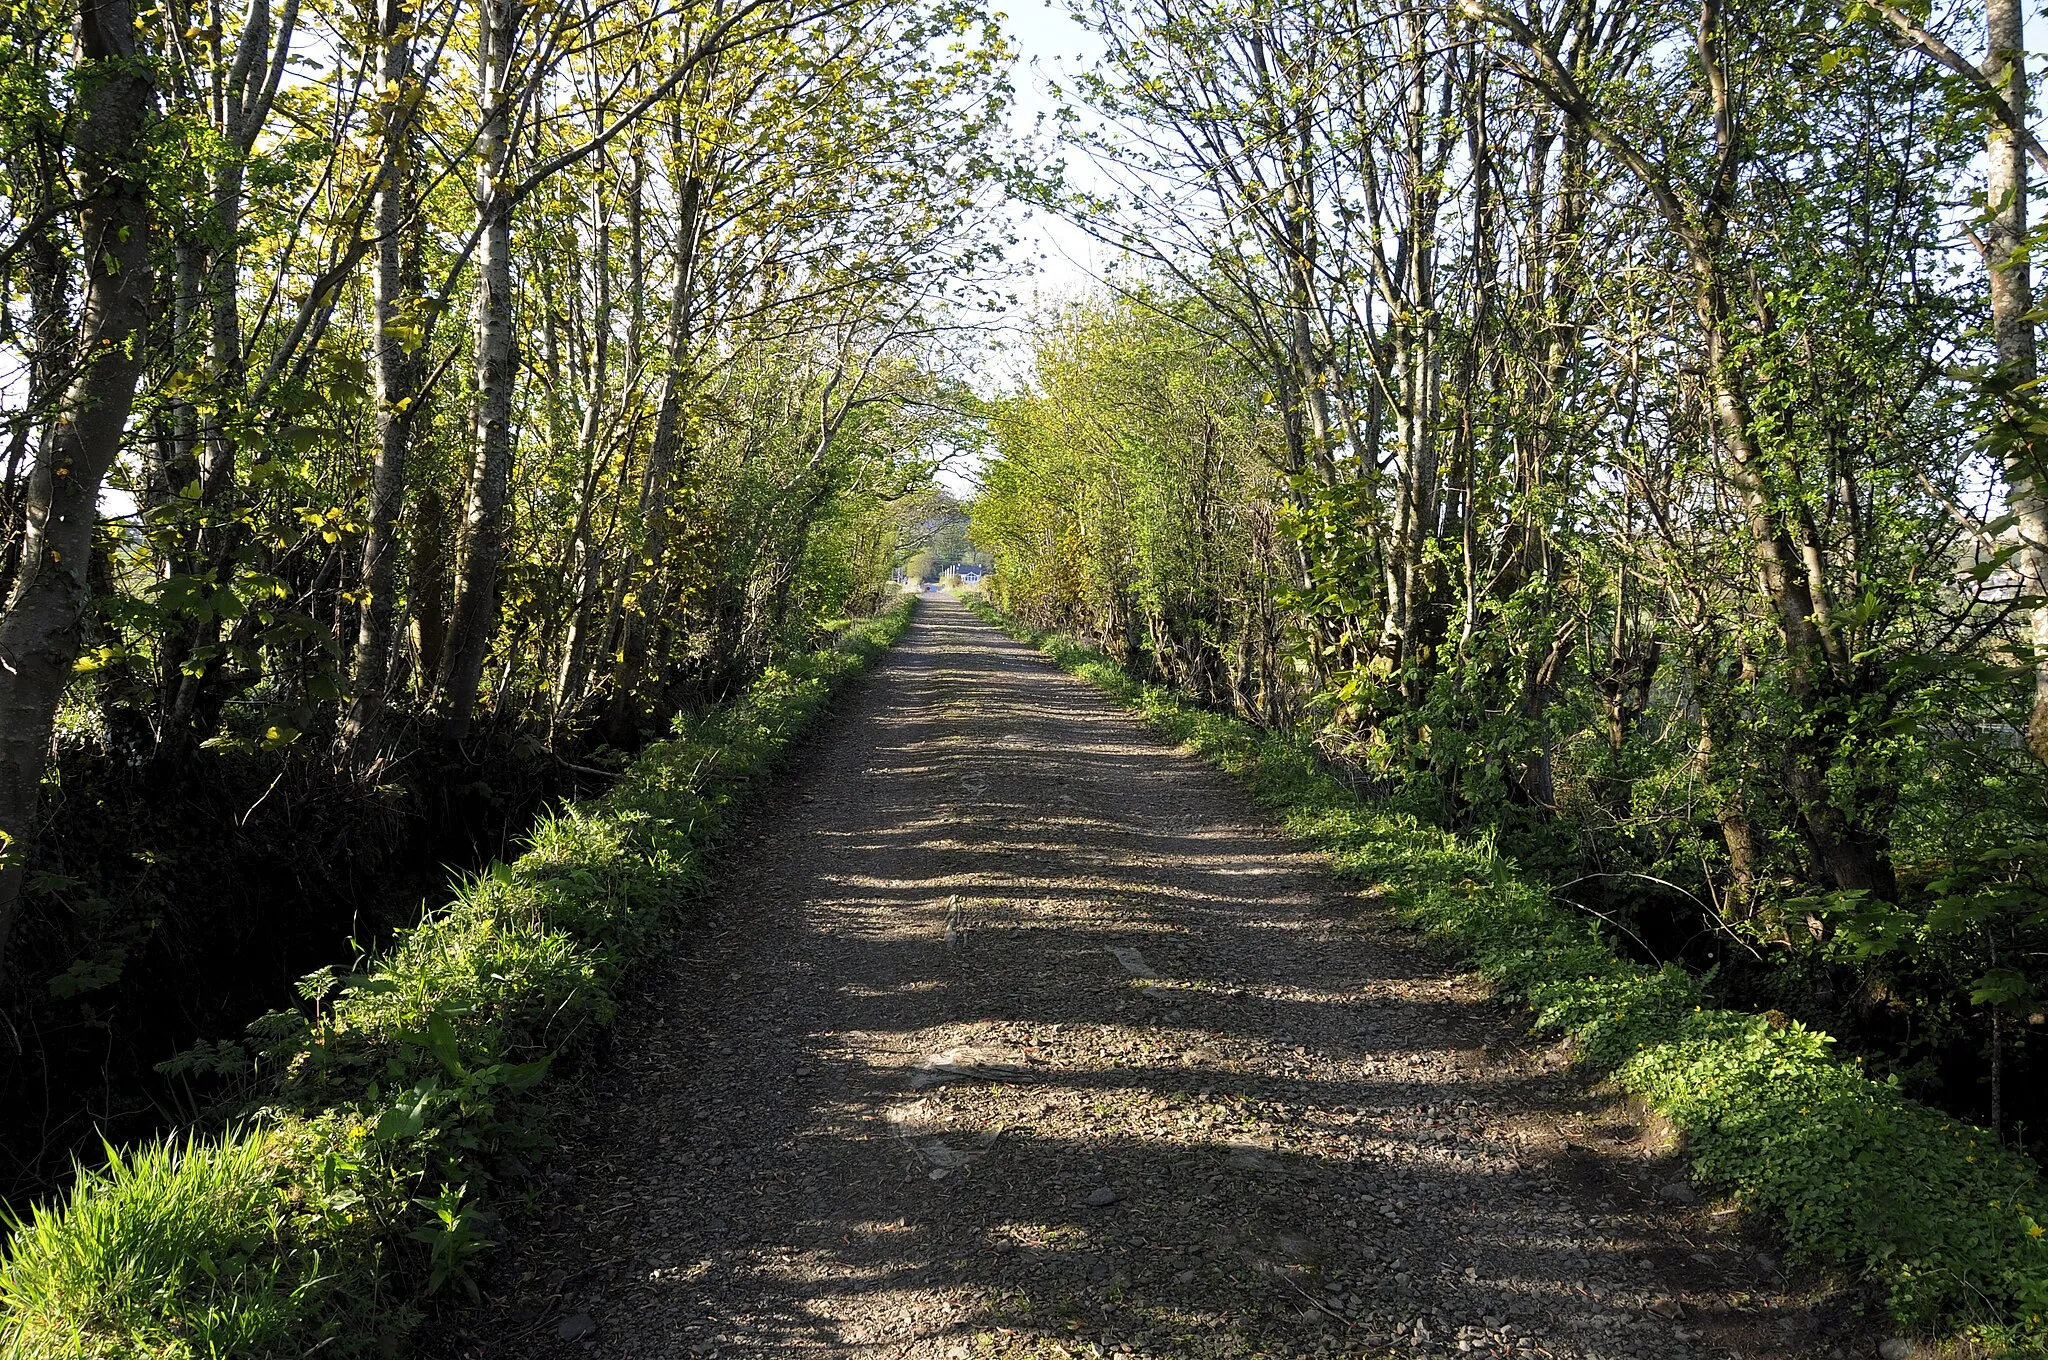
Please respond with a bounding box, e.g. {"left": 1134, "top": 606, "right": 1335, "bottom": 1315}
{"left": 1646, "top": 1298, "right": 1684, "bottom": 1321}
{"left": 1878, "top": 1340, "right": 1915, "bottom": 1360}
{"left": 1109, "top": 946, "right": 1157, "bottom": 977}
{"left": 1656, "top": 1181, "right": 1698, "bottom": 1204}
{"left": 1085, "top": 1186, "right": 1119, "bottom": 1207}
{"left": 556, "top": 1311, "right": 598, "bottom": 1341}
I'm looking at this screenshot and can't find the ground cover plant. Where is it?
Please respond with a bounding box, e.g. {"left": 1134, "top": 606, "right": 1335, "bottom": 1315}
{"left": 0, "top": 599, "right": 914, "bottom": 1359}
{"left": 965, "top": 595, "right": 2048, "bottom": 1349}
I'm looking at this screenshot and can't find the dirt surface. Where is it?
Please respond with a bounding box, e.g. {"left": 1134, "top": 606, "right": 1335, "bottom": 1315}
{"left": 430, "top": 596, "right": 1883, "bottom": 1359}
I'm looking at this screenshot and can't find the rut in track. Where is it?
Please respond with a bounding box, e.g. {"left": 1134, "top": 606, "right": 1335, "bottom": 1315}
{"left": 432, "top": 595, "right": 1874, "bottom": 1360}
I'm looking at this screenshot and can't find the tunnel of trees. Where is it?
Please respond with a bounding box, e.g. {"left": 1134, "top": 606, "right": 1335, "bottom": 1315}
{"left": 9, "top": 0, "right": 2048, "bottom": 1326}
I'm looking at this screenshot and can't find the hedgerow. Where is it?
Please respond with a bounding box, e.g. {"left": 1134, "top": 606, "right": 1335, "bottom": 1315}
{"left": 0, "top": 598, "right": 915, "bottom": 1359}
{"left": 964, "top": 596, "right": 2048, "bottom": 1349}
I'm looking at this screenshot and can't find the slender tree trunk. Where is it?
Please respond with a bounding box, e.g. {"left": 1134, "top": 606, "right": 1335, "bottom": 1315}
{"left": 605, "top": 171, "right": 703, "bottom": 742}
{"left": 1983, "top": 0, "right": 2048, "bottom": 762}
{"left": 342, "top": 0, "right": 419, "bottom": 755}
{"left": 555, "top": 181, "right": 614, "bottom": 717}
{"left": 436, "top": 0, "right": 522, "bottom": 738}
{"left": 167, "top": 0, "right": 296, "bottom": 738}
{"left": 0, "top": 0, "right": 155, "bottom": 985}
{"left": 411, "top": 481, "right": 450, "bottom": 683}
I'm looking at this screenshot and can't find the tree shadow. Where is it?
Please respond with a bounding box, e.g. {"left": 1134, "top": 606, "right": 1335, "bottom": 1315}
{"left": 426, "top": 597, "right": 1876, "bottom": 1360}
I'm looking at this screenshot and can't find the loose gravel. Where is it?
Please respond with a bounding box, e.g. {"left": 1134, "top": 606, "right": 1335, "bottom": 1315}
{"left": 427, "top": 596, "right": 1880, "bottom": 1360}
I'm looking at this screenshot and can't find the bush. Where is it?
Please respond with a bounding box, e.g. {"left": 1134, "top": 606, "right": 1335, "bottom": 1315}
{"left": 0, "top": 599, "right": 915, "bottom": 1358}
{"left": 964, "top": 596, "right": 2048, "bottom": 1347}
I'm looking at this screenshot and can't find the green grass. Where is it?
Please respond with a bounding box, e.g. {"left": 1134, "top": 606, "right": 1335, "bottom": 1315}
{"left": 965, "top": 596, "right": 2048, "bottom": 1350}
{"left": 0, "top": 599, "right": 915, "bottom": 1359}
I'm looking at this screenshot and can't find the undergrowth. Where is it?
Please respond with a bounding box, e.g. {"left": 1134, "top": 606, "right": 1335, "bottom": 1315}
{"left": 0, "top": 598, "right": 915, "bottom": 1359}
{"left": 963, "top": 595, "right": 2048, "bottom": 1351}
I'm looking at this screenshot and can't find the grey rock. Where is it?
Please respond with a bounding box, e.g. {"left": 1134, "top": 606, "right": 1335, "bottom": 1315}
{"left": 1656, "top": 1181, "right": 1698, "bottom": 1204}
{"left": 1085, "top": 1185, "right": 1120, "bottom": 1207}
{"left": 1878, "top": 1340, "right": 1915, "bottom": 1360}
{"left": 1108, "top": 945, "right": 1158, "bottom": 977}
{"left": 556, "top": 1312, "right": 598, "bottom": 1341}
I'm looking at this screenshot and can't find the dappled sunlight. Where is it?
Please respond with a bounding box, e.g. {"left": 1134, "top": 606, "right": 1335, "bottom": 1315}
{"left": 435, "top": 598, "right": 1834, "bottom": 1360}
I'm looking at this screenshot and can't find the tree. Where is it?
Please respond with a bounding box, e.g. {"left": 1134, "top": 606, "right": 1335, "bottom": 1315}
{"left": 0, "top": 0, "right": 158, "bottom": 982}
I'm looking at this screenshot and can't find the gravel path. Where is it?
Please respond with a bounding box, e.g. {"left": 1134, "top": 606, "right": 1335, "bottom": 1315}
{"left": 430, "top": 596, "right": 1875, "bottom": 1360}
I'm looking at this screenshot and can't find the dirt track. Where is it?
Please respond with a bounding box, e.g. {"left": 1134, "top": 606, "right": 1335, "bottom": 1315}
{"left": 430, "top": 595, "right": 1876, "bottom": 1359}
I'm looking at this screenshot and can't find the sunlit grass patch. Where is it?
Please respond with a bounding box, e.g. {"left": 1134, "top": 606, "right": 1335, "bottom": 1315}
{"left": 0, "top": 1124, "right": 400, "bottom": 1359}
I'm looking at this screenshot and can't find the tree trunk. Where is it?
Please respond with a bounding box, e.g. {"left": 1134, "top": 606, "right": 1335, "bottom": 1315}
{"left": 342, "top": 0, "right": 419, "bottom": 755}
{"left": 0, "top": 0, "right": 155, "bottom": 985}
{"left": 436, "top": 0, "right": 522, "bottom": 738}
{"left": 167, "top": 0, "right": 295, "bottom": 738}
{"left": 554, "top": 180, "right": 614, "bottom": 718}
{"left": 1983, "top": 0, "right": 2048, "bottom": 763}
{"left": 604, "top": 171, "right": 703, "bottom": 742}
{"left": 411, "top": 481, "right": 450, "bottom": 684}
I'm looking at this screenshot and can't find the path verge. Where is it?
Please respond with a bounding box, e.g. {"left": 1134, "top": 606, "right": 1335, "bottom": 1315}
{"left": 962, "top": 594, "right": 2048, "bottom": 1350}
{"left": 0, "top": 599, "right": 915, "bottom": 1359}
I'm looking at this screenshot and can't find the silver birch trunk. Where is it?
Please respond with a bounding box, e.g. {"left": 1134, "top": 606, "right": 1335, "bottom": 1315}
{"left": 1984, "top": 0, "right": 2048, "bottom": 762}
{"left": 436, "top": 0, "right": 522, "bottom": 737}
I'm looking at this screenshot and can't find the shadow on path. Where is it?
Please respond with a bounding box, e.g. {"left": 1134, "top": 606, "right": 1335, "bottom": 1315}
{"left": 427, "top": 596, "right": 1876, "bottom": 1360}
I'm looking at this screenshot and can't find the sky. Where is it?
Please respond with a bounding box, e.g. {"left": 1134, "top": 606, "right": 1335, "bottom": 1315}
{"left": 932, "top": 0, "right": 1118, "bottom": 494}
{"left": 992, "top": 0, "right": 1115, "bottom": 306}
